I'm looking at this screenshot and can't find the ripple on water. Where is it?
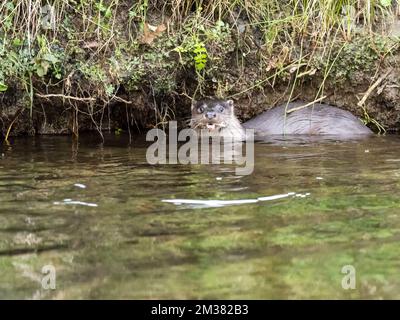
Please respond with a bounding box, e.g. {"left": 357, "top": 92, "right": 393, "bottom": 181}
{"left": 1, "top": 134, "right": 400, "bottom": 299}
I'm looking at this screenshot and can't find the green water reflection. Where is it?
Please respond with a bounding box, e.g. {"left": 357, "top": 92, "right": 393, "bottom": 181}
{"left": 1, "top": 134, "right": 400, "bottom": 299}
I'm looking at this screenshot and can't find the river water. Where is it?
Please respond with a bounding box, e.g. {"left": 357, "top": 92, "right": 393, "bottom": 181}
{"left": 1, "top": 133, "right": 400, "bottom": 299}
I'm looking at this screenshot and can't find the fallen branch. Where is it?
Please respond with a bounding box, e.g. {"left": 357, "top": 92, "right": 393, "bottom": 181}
{"left": 109, "top": 96, "right": 132, "bottom": 104}
{"left": 36, "top": 93, "right": 96, "bottom": 102}
{"left": 357, "top": 69, "right": 393, "bottom": 107}
{"left": 285, "top": 95, "right": 327, "bottom": 114}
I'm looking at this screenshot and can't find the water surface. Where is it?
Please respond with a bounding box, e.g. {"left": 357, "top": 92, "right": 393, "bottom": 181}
{"left": 1, "top": 133, "right": 400, "bottom": 299}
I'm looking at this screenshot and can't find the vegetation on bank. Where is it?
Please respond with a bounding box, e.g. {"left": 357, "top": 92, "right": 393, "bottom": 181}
{"left": 0, "top": 0, "right": 400, "bottom": 138}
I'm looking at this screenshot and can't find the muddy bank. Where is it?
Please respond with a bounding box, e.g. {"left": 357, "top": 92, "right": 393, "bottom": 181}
{"left": 1, "top": 1, "right": 400, "bottom": 138}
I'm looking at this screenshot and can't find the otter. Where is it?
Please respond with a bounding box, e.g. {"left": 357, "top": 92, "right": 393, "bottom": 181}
{"left": 190, "top": 99, "right": 373, "bottom": 138}
{"left": 190, "top": 99, "right": 245, "bottom": 139}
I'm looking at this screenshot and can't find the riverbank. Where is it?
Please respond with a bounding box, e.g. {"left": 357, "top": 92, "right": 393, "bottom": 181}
{"left": 1, "top": 0, "right": 400, "bottom": 139}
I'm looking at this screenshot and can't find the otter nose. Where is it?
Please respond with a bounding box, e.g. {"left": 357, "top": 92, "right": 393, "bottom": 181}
{"left": 206, "top": 111, "right": 216, "bottom": 120}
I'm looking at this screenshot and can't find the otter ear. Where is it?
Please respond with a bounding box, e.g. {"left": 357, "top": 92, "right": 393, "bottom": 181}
{"left": 226, "top": 99, "right": 234, "bottom": 111}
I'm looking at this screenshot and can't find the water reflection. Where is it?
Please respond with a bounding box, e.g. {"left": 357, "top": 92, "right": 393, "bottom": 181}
{"left": 0, "top": 134, "right": 400, "bottom": 299}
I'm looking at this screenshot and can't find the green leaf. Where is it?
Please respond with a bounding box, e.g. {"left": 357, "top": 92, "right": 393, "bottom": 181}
{"left": 105, "top": 84, "right": 115, "bottom": 96}
{"left": 193, "top": 45, "right": 207, "bottom": 54}
{"left": 43, "top": 53, "right": 58, "bottom": 64}
{"left": 194, "top": 53, "right": 207, "bottom": 61}
{"left": 0, "top": 82, "right": 8, "bottom": 92}
{"left": 173, "top": 46, "right": 187, "bottom": 53}
{"left": 380, "top": 0, "right": 392, "bottom": 7}
{"left": 36, "top": 65, "right": 47, "bottom": 77}
{"left": 105, "top": 7, "right": 112, "bottom": 18}
{"left": 41, "top": 60, "right": 50, "bottom": 70}
{"left": 12, "top": 38, "right": 22, "bottom": 46}
{"left": 215, "top": 20, "right": 225, "bottom": 28}
{"left": 195, "top": 62, "right": 205, "bottom": 71}
{"left": 5, "top": 2, "right": 14, "bottom": 10}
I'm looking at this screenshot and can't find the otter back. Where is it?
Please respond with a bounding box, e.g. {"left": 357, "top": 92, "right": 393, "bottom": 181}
{"left": 242, "top": 101, "right": 373, "bottom": 136}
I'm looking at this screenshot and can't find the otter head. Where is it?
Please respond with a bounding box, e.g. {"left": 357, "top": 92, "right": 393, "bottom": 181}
{"left": 190, "top": 99, "right": 235, "bottom": 133}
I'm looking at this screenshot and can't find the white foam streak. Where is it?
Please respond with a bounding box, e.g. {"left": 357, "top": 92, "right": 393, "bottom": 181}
{"left": 54, "top": 199, "right": 98, "bottom": 207}
{"left": 162, "top": 192, "right": 309, "bottom": 208}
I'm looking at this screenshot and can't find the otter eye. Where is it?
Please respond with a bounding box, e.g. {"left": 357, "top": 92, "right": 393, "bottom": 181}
{"left": 218, "top": 106, "right": 225, "bottom": 113}
{"left": 197, "top": 106, "right": 205, "bottom": 113}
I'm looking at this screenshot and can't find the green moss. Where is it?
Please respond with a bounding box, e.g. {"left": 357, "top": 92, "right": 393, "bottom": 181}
{"left": 315, "top": 36, "right": 394, "bottom": 83}
{"left": 0, "top": 0, "right": 398, "bottom": 134}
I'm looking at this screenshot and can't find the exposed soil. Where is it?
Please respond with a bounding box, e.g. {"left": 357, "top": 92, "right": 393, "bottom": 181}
{"left": 1, "top": 4, "right": 400, "bottom": 138}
